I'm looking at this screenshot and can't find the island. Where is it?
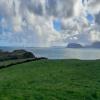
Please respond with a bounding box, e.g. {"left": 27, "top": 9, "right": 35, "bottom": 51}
{"left": 66, "top": 41, "right": 100, "bottom": 49}
{"left": 67, "top": 43, "right": 83, "bottom": 48}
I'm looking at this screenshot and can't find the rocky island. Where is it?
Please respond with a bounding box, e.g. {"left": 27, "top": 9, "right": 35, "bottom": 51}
{"left": 67, "top": 43, "right": 83, "bottom": 48}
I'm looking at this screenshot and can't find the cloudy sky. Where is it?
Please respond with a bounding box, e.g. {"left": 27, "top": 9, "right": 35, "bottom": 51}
{"left": 0, "top": 0, "right": 100, "bottom": 47}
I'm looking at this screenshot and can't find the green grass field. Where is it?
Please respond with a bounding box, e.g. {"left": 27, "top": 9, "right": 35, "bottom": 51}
{"left": 0, "top": 59, "right": 100, "bottom": 100}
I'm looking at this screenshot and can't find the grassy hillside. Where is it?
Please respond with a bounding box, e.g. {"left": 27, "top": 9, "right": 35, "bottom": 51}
{"left": 0, "top": 59, "right": 100, "bottom": 100}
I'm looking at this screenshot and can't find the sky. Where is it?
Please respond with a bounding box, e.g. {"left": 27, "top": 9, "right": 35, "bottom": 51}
{"left": 0, "top": 0, "right": 100, "bottom": 47}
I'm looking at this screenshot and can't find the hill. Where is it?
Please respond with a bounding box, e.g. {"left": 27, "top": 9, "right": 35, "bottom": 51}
{"left": 67, "top": 43, "right": 83, "bottom": 48}
{"left": 0, "top": 49, "right": 35, "bottom": 61}
{"left": 0, "top": 59, "right": 99, "bottom": 100}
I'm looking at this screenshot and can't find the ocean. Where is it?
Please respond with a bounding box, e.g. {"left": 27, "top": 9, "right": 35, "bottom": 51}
{"left": 0, "top": 47, "right": 100, "bottom": 60}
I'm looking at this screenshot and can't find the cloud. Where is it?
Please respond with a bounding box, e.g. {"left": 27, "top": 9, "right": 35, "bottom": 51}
{"left": 0, "top": 0, "right": 100, "bottom": 47}
{"left": 95, "top": 12, "right": 100, "bottom": 25}
{"left": 87, "top": 0, "right": 100, "bottom": 13}
{"left": 0, "top": 0, "right": 82, "bottom": 47}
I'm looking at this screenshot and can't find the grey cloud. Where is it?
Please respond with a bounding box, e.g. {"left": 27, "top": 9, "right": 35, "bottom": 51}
{"left": 88, "top": 0, "right": 100, "bottom": 7}
{"left": 87, "top": 0, "right": 100, "bottom": 13}
{"left": 95, "top": 12, "right": 100, "bottom": 25}
{"left": 20, "top": 0, "right": 75, "bottom": 18}
{"left": 32, "top": 2, "right": 43, "bottom": 16}
{"left": 20, "top": 0, "right": 43, "bottom": 16}
{"left": 45, "top": 0, "right": 74, "bottom": 18}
